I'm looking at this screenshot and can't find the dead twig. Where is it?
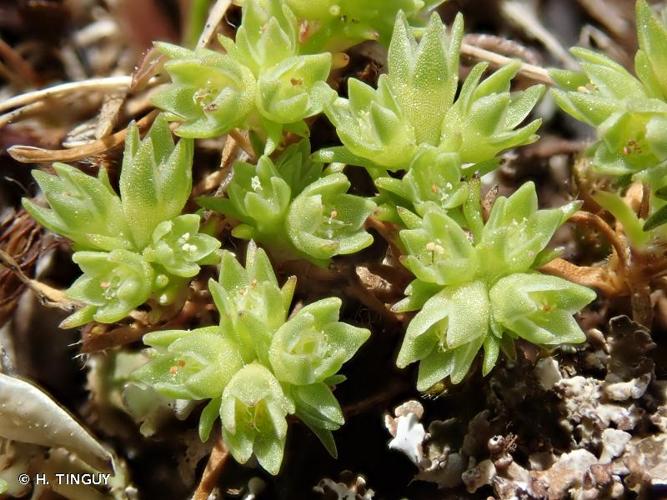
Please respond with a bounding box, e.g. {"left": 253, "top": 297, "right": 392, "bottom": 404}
{"left": 229, "top": 129, "right": 256, "bottom": 160}
{"left": 344, "top": 274, "right": 402, "bottom": 328}
{"left": 196, "top": 0, "right": 233, "bottom": 49}
{"left": 95, "top": 91, "right": 127, "bottom": 139}
{"left": 464, "top": 34, "right": 540, "bottom": 66}
{"left": 81, "top": 297, "right": 203, "bottom": 352}
{"left": 460, "top": 41, "right": 553, "bottom": 85}
{"left": 365, "top": 216, "right": 402, "bottom": 258}
{"left": 278, "top": 258, "right": 403, "bottom": 327}
{"left": 344, "top": 382, "right": 408, "bottom": 418}
{"left": 194, "top": 135, "right": 241, "bottom": 198}
{"left": 80, "top": 322, "right": 150, "bottom": 353}
{"left": 0, "top": 76, "right": 132, "bottom": 115}
{"left": 0, "top": 100, "right": 47, "bottom": 128}
{"left": 539, "top": 211, "right": 632, "bottom": 297}
{"left": 0, "top": 248, "right": 76, "bottom": 311}
{"left": 8, "top": 110, "right": 159, "bottom": 163}
{"left": 516, "top": 137, "right": 587, "bottom": 161}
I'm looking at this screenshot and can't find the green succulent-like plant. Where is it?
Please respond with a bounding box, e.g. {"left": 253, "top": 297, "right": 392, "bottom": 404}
{"left": 319, "top": 12, "right": 544, "bottom": 173}
{"left": 133, "top": 242, "right": 370, "bottom": 474}
{"left": 66, "top": 250, "right": 155, "bottom": 325}
{"left": 198, "top": 140, "right": 375, "bottom": 265}
{"left": 152, "top": 0, "right": 332, "bottom": 153}
{"left": 554, "top": 0, "right": 667, "bottom": 182}
{"left": 552, "top": 0, "right": 667, "bottom": 179}
{"left": 394, "top": 182, "right": 596, "bottom": 390}
{"left": 551, "top": 0, "right": 667, "bottom": 235}
{"left": 270, "top": 0, "right": 444, "bottom": 52}
{"left": 22, "top": 115, "right": 220, "bottom": 327}
{"left": 372, "top": 147, "right": 478, "bottom": 225}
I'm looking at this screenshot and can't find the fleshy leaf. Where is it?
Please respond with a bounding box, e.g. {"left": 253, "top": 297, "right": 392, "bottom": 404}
{"left": 396, "top": 281, "right": 490, "bottom": 368}
{"left": 120, "top": 116, "right": 194, "bottom": 249}
{"left": 135, "top": 326, "right": 244, "bottom": 400}
{"left": 399, "top": 208, "right": 477, "bottom": 286}
{"left": 490, "top": 273, "right": 595, "bottom": 345}
{"left": 23, "top": 163, "right": 131, "bottom": 251}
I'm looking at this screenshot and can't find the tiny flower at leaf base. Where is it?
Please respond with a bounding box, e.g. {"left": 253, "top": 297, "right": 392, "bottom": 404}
{"left": 66, "top": 250, "right": 154, "bottom": 326}
{"left": 286, "top": 173, "right": 375, "bottom": 261}
{"left": 22, "top": 114, "right": 220, "bottom": 328}
{"left": 373, "top": 147, "right": 473, "bottom": 224}
{"left": 320, "top": 12, "right": 544, "bottom": 173}
{"left": 151, "top": 44, "right": 256, "bottom": 138}
{"left": 198, "top": 140, "right": 376, "bottom": 265}
{"left": 394, "top": 183, "right": 596, "bottom": 390}
{"left": 143, "top": 214, "right": 221, "bottom": 278}
{"left": 133, "top": 242, "right": 370, "bottom": 474}
{"left": 152, "top": 0, "right": 332, "bottom": 154}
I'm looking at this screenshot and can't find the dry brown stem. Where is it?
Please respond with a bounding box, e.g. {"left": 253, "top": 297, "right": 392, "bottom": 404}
{"left": 8, "top": 110, "right": 158, "bottom": 163}
{"left": 0, "top": 76, "right": 132, "bottom": 115}
{"left": 192, "top": 437, "right": 230, "bottom": 500}
{"left": 0, "top": 248, "right": 76, "bottom": 311}
{"left": 460, "top": 41, "right": 553, "bottom": 85}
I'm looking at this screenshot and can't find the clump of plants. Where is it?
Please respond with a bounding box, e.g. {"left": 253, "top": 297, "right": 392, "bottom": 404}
{"left": 198, "top": 140, "right": 376, "bottom": 264}
{"left": 547, "top": 0, "right": 667, "bottom": 327}
{"left": 152, "top": 0, "right": 332, "bottom": 152}
{"left": 552, "top": 0, "right": 667, "bottom": 236}
{"left": 321, "top": 12, "right": 544, "bottom": 174}
{"left": 23, "top": 115, "right": 220, "bottom": 327}
{"left": 134, "top": 242, "right": 369, "bottom": 473}
{"left": 17, "top": 0, "right": 606, "bottom": 480}
{"left": 394, "top": 183, "right": 595, "bottom": 389}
